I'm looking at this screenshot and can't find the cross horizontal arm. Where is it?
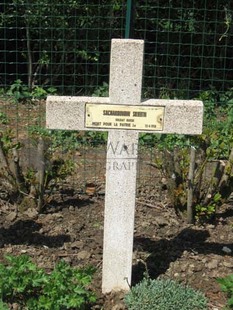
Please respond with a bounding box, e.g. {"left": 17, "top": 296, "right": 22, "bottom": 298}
{"left": 144, "top": 99, "right": 203, "bottom": 134}
{"left": 46, "top": 96, "right": 109, "bottom": 131}
{"left": 46, "top": 96, "right": 203, "bottom": 135}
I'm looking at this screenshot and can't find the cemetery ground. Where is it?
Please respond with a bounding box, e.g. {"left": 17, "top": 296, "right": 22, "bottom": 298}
{"left": 0, "top": 99, "right": 232, "bottom": 309}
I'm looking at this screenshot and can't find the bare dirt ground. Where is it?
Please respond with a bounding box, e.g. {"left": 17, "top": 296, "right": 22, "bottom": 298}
{"left": 0, "top": 100, "right": 232, "bottom": 309}
{"left": 0, "top": 192, "right": 232, "bottom": 309}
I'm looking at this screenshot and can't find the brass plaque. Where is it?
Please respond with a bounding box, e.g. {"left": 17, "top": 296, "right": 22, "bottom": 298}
{"left": 85, "top": 104, "right": 164, "bottom": 131}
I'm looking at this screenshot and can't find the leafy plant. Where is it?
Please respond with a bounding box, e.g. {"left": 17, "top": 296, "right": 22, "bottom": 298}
{"left": 92, "top": 82, "right": 109, "bottom": 97}
{"left": 217, "top": 274, "right": 233, "bottom": 309}
{"left": 0, "top": 112, "right": 9, "bottom": 125}
{"left": 28, "top": 126, "right": 79, "bottom": 151}
{"left": 0, "top": 255, "right": 96, "bottom": 310}
{"left": 124, "top": 277, "right": 208, "bottom": 310}
{"left": 31, "top": 86, "right": 57, "bottom": 100}
{"left": 195, "top": 204, "right": 216, "bottom": 222}
{"left": 7, "top": 79, "right": 31, "bottom": 103}
{"left": 0, "top": 300, "right": 9, "bottom": 310}
{"left": 6, "top": 79, "right": 57, "bottom": 103}
{"left": 29, "top": 126, "right": 108, "bottom": 149}
{"left": 195, "top": 193, "right": 222, "bottom": 222}
{"left": 199, "top": 88, "right": 218, "bottom": 120}
{"left": 78, "top": 131, "right": 108, "bottom": 146}
{"left": 0, "top": 255, "right": 47, "bottom": 300}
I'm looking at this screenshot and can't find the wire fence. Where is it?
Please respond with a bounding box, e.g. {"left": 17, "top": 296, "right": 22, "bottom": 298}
{"left": 0, "top": 0, "right": 232, "bottom": 195}
{"left": 0, "top": 1, "right": 126, "bottom": 95}
{"left": 1, "top": 1, "right": 233, "bottom": 97}
{"left": 136, "top": 0, "right": 233, "bottom": 99}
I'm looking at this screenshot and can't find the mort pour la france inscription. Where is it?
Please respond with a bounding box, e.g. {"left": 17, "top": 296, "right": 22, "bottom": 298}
{"left": 86, "top": 103, "right": 164, "bottom": 172}
{"left": 85, "top": 103, "right": 164, "bottom": 131}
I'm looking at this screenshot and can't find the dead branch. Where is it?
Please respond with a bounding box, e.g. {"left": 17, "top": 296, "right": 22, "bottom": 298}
{"left": 0, "top": 135, "right": 15, "bottom": 185}
{"left": 187, "top": 147, "right": 196, "bottom": 224}
{"left": 202, "top": 160, "right": 225, "bottom": 206}
{"left": 219, "top": 147, "right": 233, "bottom": 199}
{"left": 144, "top": 161, "right": 159, "bottom": 168}
{"left": 12, "top": 148, "right": 27, "bottom": 193}
{"left": 136, "top": 199, "right": 165, "bottom": 209}
{"left": 37, "top": 137, "right": 45, "bottom": 212}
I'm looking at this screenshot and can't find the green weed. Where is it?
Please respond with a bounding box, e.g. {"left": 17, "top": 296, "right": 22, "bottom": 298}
{"left": 0, "top": 255, "right": 96, "bottom": 310}
{"left": 124, "top": 277, "right": 208, "bottom": 310}
{"left": 195, "top": 193, "right": 222, "bottom": 223}
{"left": 217, "top": 274, "right": 233, "bottom": 309}
{"left": 6, "top": 79, "right": 56, "bottom": 103}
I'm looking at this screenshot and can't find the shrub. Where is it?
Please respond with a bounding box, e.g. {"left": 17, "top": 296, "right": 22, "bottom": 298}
{"left": 0, "top": 255, "right": 96, "bottom": 310}
{"left": 217, "top": 274, "right": 233, "bottom": 309}
{"left": 124, "top": 277, "right": 208, "bottom": 310}
{"left": 0, "top": 126, "right": 75, "bottom": 212}
{"left": 145, "top": 88, "right": 233, "bottom": 222}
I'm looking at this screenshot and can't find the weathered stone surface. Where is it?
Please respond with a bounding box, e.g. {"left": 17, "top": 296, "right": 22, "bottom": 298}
{"left": 102, "top": 39, "right": 144, "bottom": 293}
{"left": 46, "top": 97, "right": 203, "bottom": 135}
{"left": 46, "top": 38, "right": 203, "bottom": 294}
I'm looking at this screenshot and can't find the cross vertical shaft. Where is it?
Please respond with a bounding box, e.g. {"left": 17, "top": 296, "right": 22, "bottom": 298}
{"left": 102, "top": 39, "right": 144, "bottom": 293}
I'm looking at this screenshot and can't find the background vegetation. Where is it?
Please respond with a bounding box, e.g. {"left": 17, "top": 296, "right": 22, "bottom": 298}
{"left": 0, "top": 0, "right": 233, "bottom": 98}
{"left": 0, "top": 0, "right": 232, "bottom": 219}
{"left": 0, "top": 2, "right": 232, "bottom": 309}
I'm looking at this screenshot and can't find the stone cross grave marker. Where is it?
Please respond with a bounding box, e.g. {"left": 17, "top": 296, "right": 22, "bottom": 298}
{"left": 46, "top": 39, "right": 203, "bottom": 293}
